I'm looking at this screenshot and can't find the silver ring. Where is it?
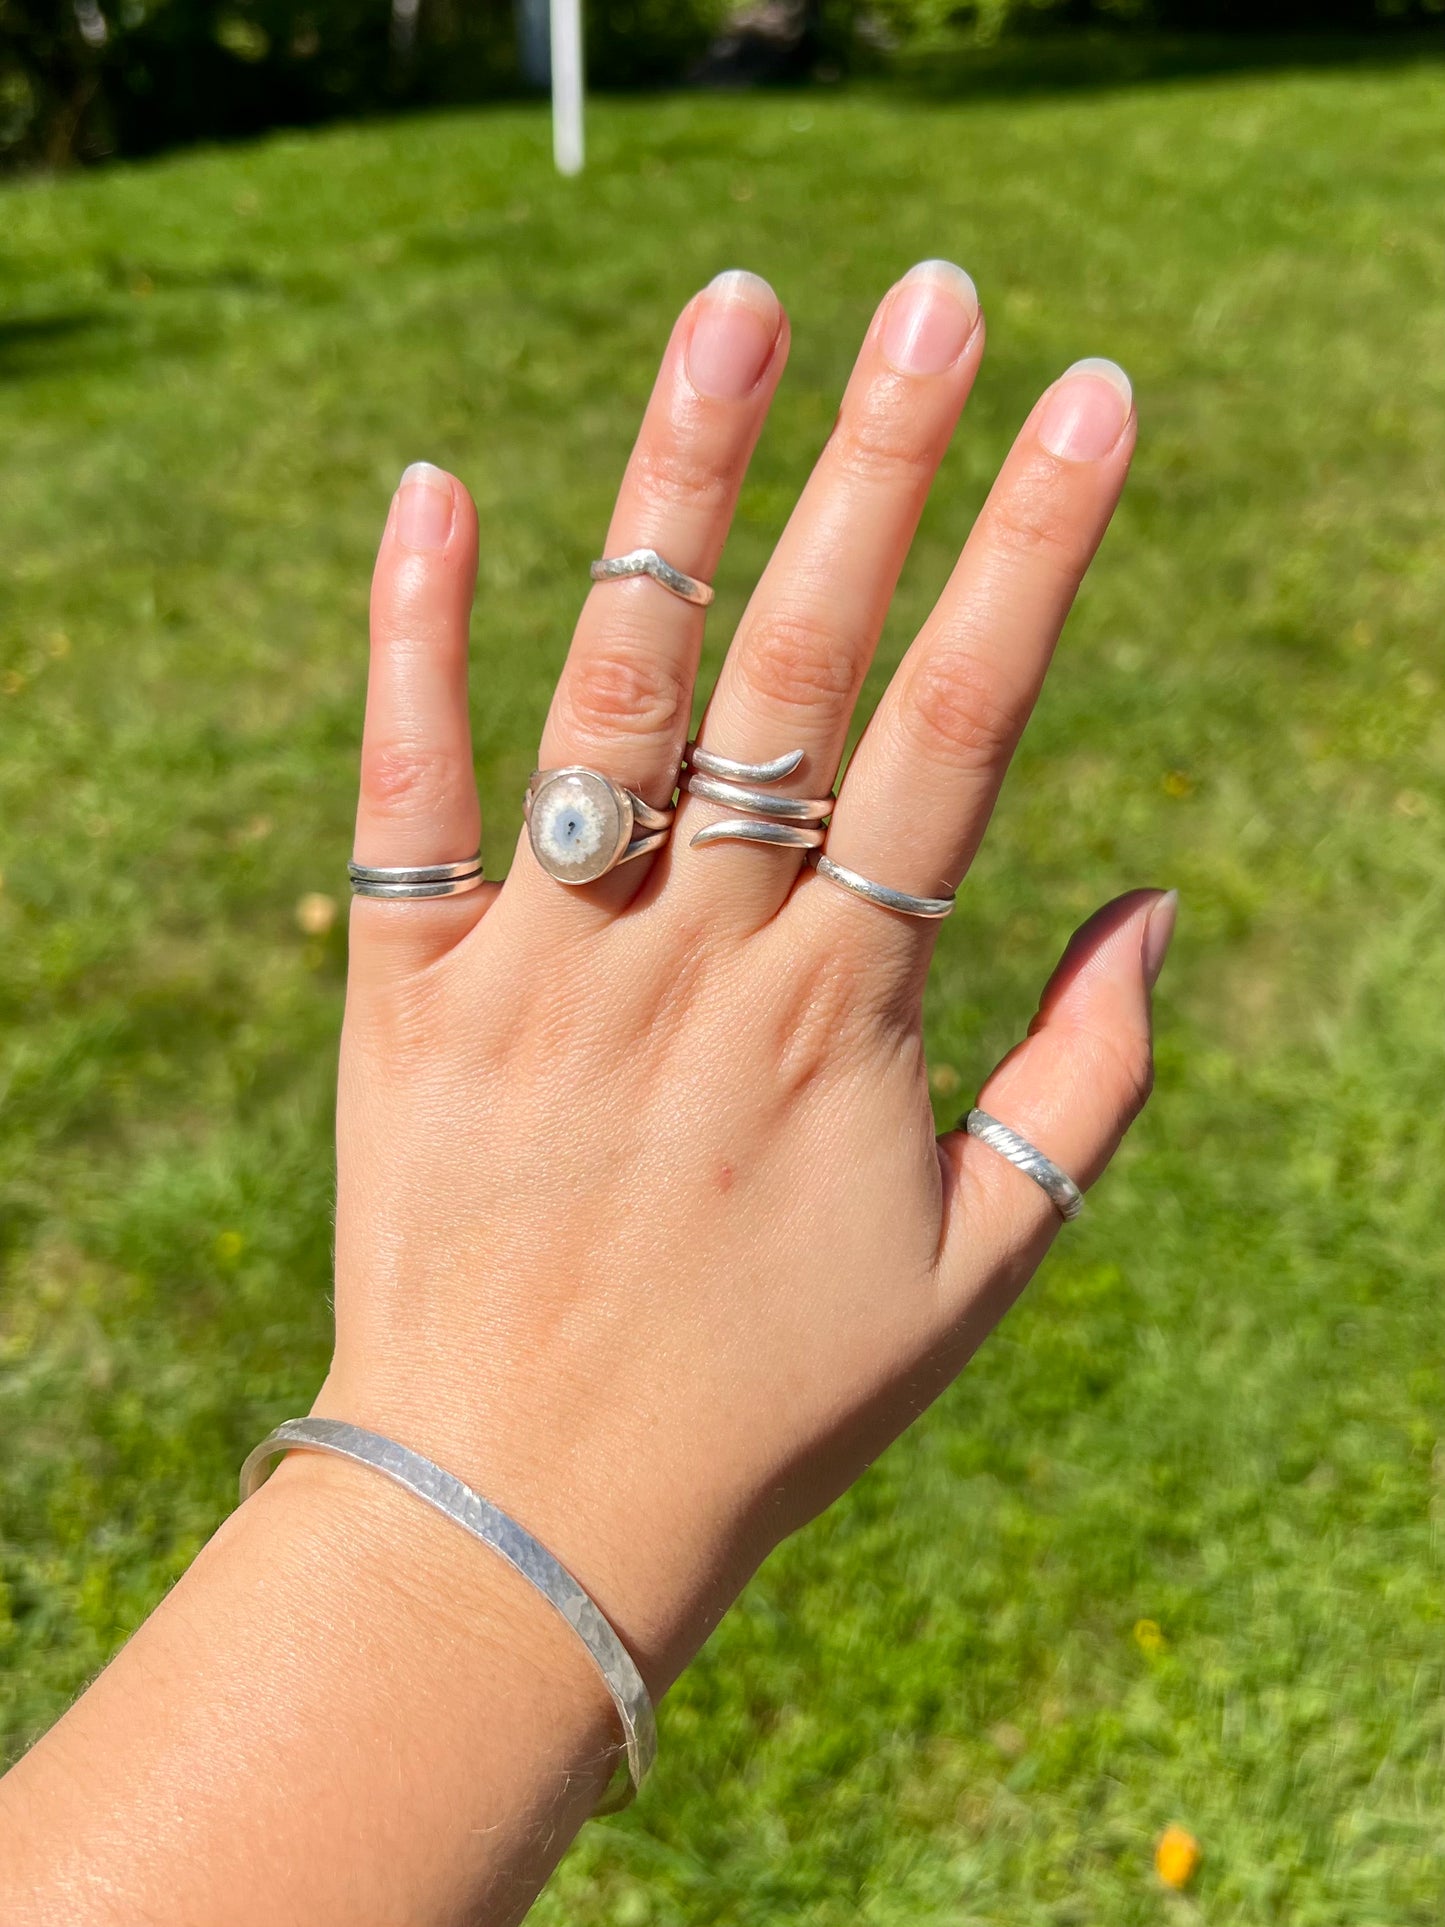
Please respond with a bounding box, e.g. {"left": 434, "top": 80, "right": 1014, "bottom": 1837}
{"left": 812, "top": 854, "right": 955, "bottom": 921}
{"left": 683, "top": 744, "right": 833, "bottom": 851}
{"left": 348, "top": 854, "right": 484, "bottom": 899}
{"left": 964, "top": 1109, "right": 1084, "bottom": 1221}
{"left": 525, "top": 766, "right": 674, "bottom": 885}
{"left": 239, "top": 1418, "right": 655, "bottom": 1812}
{"left": 590, "top": 547, "right": 714, "bottom": 607}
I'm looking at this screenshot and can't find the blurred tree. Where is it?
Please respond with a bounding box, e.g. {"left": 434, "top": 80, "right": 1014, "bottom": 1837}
{"left": 0, "top": 0, "right": 734, "bottom": 164}
{"left": 587, "top": 0, "right": 729, "bottom": 85}
{"left": 867, "top": 0, "right": 1445, "bottom": 37}
{"left": 2, "top": 0, "right": 1441, "bottom": 168}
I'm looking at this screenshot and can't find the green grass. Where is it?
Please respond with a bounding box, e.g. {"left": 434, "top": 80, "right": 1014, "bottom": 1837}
{"left": 3, "top": 58, "right": 1445, "bottom": 1924}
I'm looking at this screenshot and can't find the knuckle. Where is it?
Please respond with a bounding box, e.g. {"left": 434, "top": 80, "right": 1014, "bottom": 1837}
{"left": 563, "top": 642, "right": 690, "bottom": 741}
{"left": 628, "top": 440, "right": 731, "bottom": 519}
{"left": 898, "top": 650, "right": 1021, "bottom": 775}
{"left": 831, "top": 401, "right": 939, "bottom": 493}
{"left": 977, "top": 477, "right": 1080, "bottom": 573}
{"left": 743, "top": 608, "right": 857, "bottom": 714}
{"left": 769, "top": 944, "right": 869, "bottom": 1094}
{"left": 361, "top": 737, "right": 460, "bottom": 817}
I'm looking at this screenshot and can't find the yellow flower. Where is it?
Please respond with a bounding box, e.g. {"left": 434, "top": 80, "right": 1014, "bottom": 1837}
{"left": 1155, "top": 1823, "right": 1201, "bottom": 1889}
{"left": 295, "top": 892, "right": 338, "bottom": 936}
{"left": 214, "top": 1230, "right": 245, "bottom": 1263}
{"left": 1162, "top": 769, "right": 1194, "bottom": 799}
{"left": 1132, "top": 1617, "right": 1166, "bottom": 1657}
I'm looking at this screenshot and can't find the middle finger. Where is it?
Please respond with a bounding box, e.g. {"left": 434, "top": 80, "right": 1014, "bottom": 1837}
{"left": 517, "top": 270, "right": 787, "bottom": 921}
{"left": 673, "top": 259, "right": 984, "bottom": 926}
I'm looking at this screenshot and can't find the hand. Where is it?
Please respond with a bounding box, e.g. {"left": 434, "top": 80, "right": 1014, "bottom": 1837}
{"left": 317, "top": 260, "right": 1171, "bottom": 1704}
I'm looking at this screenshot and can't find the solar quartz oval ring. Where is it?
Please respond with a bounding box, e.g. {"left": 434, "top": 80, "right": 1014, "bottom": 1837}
{"left": 348, "top": 853, "right": 485, "bottom": 899}
{"left": 525, "top": 766, "right": 675, "bottom": 886}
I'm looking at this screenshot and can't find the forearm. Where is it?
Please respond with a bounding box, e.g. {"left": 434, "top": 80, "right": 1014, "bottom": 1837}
{"left": 0, "top": 1454, "right": 615, "bottom": 1927}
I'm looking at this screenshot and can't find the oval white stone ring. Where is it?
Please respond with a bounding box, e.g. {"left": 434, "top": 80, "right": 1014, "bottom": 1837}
{"left": 524, "top": 766, "right": 674, "bottom": 886}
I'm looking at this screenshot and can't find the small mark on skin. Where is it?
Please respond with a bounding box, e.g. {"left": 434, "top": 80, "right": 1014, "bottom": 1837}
{"left": 717, "top": 1162, "right": 735, "bottom": 1193}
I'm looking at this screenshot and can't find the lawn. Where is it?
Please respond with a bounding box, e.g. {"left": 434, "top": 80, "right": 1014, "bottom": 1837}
{"left": 3, "top": 53, "right": 1445, "bottom": 1924}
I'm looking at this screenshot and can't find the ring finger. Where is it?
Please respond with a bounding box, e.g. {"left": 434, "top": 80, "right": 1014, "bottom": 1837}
{"left": 515, "top": 270, "right": 788, "bottom": 919}
{"left": 673, "top": 258, "right": 984, "bottom": 925}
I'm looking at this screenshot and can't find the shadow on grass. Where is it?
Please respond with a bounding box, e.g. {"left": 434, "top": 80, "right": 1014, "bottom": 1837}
{"left": 890, "top": 28, "right": 1445, "bottom": 102}
{"left": 0, "top": 310, "right": 117, "bottom": 382}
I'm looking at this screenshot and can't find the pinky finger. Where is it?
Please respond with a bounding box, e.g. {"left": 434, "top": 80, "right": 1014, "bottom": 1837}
{"left": 936, "top": 888, "right": 1177, "bottom": 1317}
{"left": 353, "top": 463, "right": 495, "bottom": 975}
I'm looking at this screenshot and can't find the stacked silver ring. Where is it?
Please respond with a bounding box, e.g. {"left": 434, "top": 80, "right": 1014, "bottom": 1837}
{"left": 348, "top": 854, "right": 485, "bottom": 899}
{"left": 682, "top": 745, "right": 833, "bottom": 851}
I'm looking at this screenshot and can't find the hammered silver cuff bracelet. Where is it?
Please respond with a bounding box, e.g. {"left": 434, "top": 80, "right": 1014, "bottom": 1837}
{"left": 239, "top": 1417, "right": 656, "bottom": 1813}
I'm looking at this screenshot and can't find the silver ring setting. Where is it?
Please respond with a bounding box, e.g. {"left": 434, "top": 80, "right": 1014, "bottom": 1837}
{"left": 590, "top": 547, "right": 714, "bottom": 607}
{"left": 682, "top": 744, "right": 833, "bottom": 851}
{"left": 525, "top": 766, "right": 674, "bottom": 885}
{"left": 964, "top": 1109, "right": 1084, "bottom": 1222}
{"left": 812, "top": 853, "right": 955, "bottom": 920}
{"left": 348, "top": 854, "right": 485, "bottom": 899}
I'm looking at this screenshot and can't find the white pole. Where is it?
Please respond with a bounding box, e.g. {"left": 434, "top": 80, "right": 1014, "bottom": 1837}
{"left": 550, "top": 0, "right": 584, "bottom": 176}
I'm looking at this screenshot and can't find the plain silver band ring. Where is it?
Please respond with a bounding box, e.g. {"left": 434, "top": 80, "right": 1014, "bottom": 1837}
{"left": 812, "top": 854, "right": 955, "bottom": 920}
{"left": 964, "top": 1109, "right": 1084, "bottom": 1221}
{"left": 348, "top": 854, "right": 484, "bottom": 899}
{"left": 590, "top": 548, "right": 714, "bottom": 607}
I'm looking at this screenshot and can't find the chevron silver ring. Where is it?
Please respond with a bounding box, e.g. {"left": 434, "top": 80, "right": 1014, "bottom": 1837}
{"left": 590, "top": 547, "right": 714, "bottom": 607}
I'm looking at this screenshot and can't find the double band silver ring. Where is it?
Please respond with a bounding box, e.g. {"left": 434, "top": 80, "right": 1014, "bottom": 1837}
{"left": 812, "top": 853, "right": 955, "bottom": 921}
{"left": 590, "top": 547, "right": 714, "bottom": 607}
{"left": 683, "top": 745, "right": 832, "bottom": 851}
{"left": 525, "top": 766, "right": 673, "bottom": 885}
{"left": 348, "top": 854, "right": 485, "bottom": 899}
{"left": 964, "top": 1109, "right": 1084, "bottom": 1221}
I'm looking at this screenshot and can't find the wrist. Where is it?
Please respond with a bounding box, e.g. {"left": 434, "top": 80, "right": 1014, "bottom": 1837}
{"left": 308, "top": 1363, "right": 749, "bottom": 1699}
{"left": 249, "top": 1447, "right": 620, "bottom": 1790}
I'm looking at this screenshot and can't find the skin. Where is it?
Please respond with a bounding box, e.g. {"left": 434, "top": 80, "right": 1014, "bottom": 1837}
{"left": 0, "top": 261, "right": 1173, "bottom": 1926}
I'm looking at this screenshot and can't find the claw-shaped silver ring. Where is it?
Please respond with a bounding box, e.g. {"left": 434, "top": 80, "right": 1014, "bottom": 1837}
{"left": 682, "top": 744, "right": 833, "bottom": 851}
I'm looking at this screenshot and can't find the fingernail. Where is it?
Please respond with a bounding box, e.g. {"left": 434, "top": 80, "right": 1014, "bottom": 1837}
{"left": 395, "top": 462, "right": 454, "bottom": 551}
{"left": 686, "top": 270, "right": 782, "bottom": 401}
{"left": 1037, "top": 358, "right": 1133, "bottom": 462}
{"left": 880, "top": 259, "right": 980, "bottom": 376}
{"left": 1143, "top": 889, "right": 1179, "bottom": 988}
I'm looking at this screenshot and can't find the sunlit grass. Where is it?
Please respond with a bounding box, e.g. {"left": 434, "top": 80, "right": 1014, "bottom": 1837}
{"left": 3, "top": 59, "right": 1445, "bottom": 1921}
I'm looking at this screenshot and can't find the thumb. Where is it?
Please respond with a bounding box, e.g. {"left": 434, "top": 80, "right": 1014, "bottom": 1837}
{"left": 937, "top": 887, "right": 1176, "bottom": 1293}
